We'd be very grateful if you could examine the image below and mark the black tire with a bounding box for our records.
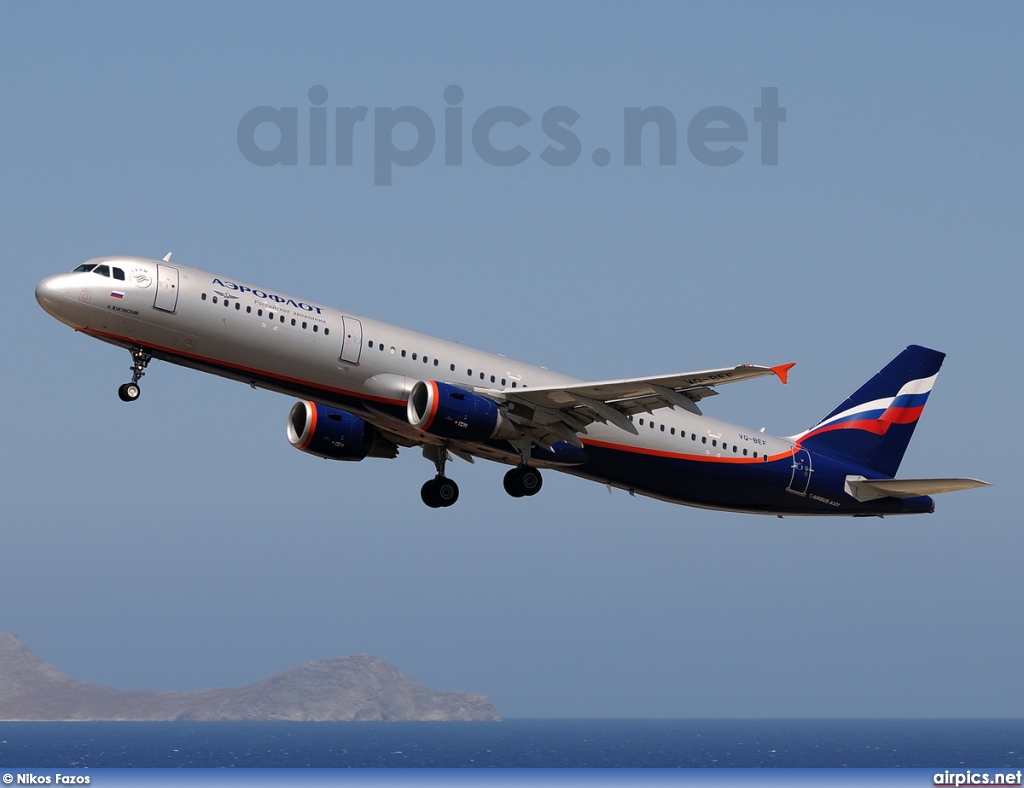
[421,480,441,508]
[516,466,543,496]
[503,469,524,498]
[434,477,459,507]
[118,383,140,402]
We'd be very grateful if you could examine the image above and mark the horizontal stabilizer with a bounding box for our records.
[845,475,990,502]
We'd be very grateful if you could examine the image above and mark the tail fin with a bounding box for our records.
[795,345,945,477]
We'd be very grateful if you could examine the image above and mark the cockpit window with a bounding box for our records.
[73,263,97,273]
[93,265,110,277]
[113,267,125,280]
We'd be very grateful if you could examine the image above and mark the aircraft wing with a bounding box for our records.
[499,362,795,449]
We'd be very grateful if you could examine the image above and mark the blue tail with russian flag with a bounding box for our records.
[795,345,945,477]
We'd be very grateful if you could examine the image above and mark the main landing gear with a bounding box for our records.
[503,465,543,498]
[418,445,545,508]
[421,445,460,508]
[117,346,151,402]
[421,476,459,508]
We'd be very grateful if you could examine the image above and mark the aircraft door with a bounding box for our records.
[339,316,362,364]
[786,447,813,496]
[154,265,179,313]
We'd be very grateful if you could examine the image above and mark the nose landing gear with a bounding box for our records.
[118,347,152,402]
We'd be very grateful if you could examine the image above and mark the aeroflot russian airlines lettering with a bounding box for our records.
[212,278,324,314]
[36,256,988,514]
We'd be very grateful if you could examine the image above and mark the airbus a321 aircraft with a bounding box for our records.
[35,255,987,515]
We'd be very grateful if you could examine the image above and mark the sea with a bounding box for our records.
[0,718,1021,768]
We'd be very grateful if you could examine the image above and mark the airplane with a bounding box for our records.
[35,254,988,515]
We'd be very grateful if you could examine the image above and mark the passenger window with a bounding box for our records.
[201,293,207,301]
[313,324,318,332]
[324,328,330,336]
[212,296,218,304]
[235,302,241,310]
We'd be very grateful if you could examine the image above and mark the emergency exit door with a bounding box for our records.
[339,316,362,364]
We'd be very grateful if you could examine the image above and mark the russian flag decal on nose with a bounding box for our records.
[110,291,124,299]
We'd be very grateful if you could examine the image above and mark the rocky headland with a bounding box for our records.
[0,632,498,722]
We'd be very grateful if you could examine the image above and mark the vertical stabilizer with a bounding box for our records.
[794,345,945,477]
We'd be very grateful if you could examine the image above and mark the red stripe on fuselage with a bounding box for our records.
[77,327,407,408]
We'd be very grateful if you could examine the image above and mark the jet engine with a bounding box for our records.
[287,401,398,461]
[407,380,519,441]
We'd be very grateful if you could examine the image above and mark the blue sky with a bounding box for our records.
[1,1,1022,718]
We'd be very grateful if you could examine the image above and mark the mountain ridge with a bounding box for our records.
[0,632,498,721]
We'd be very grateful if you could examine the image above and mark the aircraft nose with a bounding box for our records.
[35,276,65,316]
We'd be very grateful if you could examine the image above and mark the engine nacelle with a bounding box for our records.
[407,380,519,441]
[287,401,398,461]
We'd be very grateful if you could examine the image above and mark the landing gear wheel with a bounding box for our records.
[433,477,459,506]
[421,480,442,509]
[504,466,543,498]
[421,477,459,508]
[119,346,152,402]
[503,470,523,498]
[118,382,140,402]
